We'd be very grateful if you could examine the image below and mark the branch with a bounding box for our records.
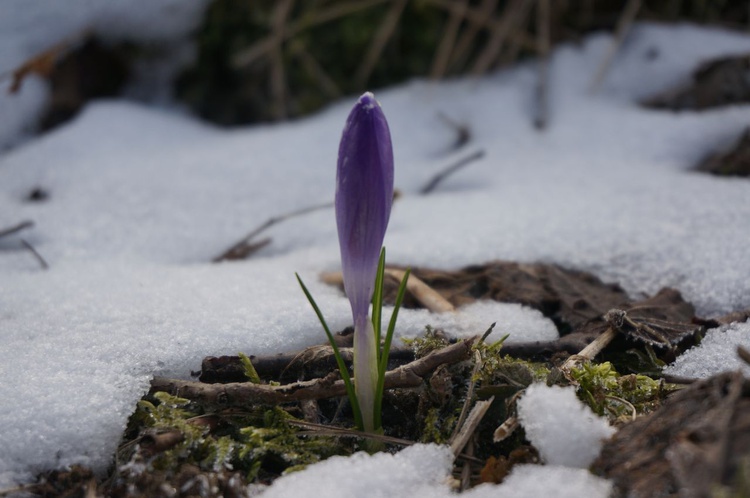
[0,220,34,239]
[151,337,476,410]
[420,149,485,194]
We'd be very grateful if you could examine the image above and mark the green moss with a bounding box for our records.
[402,326,450,358]
[127,393,346,482]
[420,407,457,444]
[569,361,665,418]
[473,339,550,387]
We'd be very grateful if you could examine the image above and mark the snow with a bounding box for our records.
[258,444,455,498]
[517,384,616,468]
[472,465,612,498]
[1,12,750,496]
[258,445,613,498]
[664,319,750,378]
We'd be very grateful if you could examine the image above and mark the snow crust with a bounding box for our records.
[517,384,616,468]
[664,319,750,378]
[1,17,750,496]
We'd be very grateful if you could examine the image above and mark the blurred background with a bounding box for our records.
[2,0,750,137]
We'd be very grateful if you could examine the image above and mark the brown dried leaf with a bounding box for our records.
[480,446,539,484]
[573,287,699,349]
[603,288,702,348]
[8,44,63,94]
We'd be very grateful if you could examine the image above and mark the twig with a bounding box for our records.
[470,0,533,76]
[533,0,551,130]
[20,238,49,269]
[437,112,471,151]
[450,397,494,457]
[434,0,499,72]
[561,326,618,373]
[288,40,341,98]
[0,220,34,239]
[212,201,332,262]
[429,0,470,79]
[152,337,477,410]
[320,268,456,313]
[269,0,294,121]
[289,419,484,464]
[385,268,455,312]
[589,0,641,93]
[232,0,390,68]
[289,419,416,447]
[354,0,408,89]
[605,395,637,421]
[420,149,485,194]
[450,323,495,445]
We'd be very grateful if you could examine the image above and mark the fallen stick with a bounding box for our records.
[151,337,476,410]
[321,267,455,313]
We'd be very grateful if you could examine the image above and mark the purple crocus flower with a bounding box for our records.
[335,92,394,431]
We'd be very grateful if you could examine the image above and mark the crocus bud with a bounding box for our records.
[335,92,394,431]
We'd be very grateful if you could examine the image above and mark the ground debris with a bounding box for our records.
[592,371,750,498]
[377,261,630,331]
[695,127,750,177]
[573,287,701,358]
[642,54,750,111]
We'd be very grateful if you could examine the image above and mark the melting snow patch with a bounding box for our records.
[664,319,750,378]
[258,444,453,498]
[392,300,559,343]
[517,384,615,468]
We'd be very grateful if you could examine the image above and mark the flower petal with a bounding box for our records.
[335,92,394,323]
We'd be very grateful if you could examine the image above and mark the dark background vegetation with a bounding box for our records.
[14,0,750,134]
[174,0,750,124]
